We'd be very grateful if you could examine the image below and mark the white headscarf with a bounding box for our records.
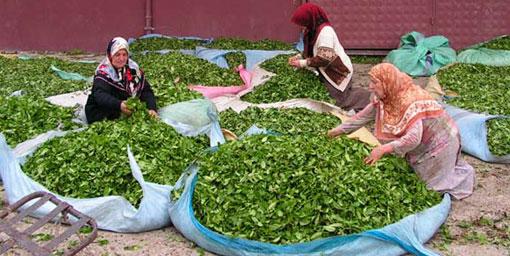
[96,37,140,83]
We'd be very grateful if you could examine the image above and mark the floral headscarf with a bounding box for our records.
[369,63,444,140]
[95,37,144,97]
[291,3,330,57]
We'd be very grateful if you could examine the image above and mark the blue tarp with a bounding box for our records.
[168,129,450,256]
[442,103,510,164]
[50,64,93,83]
[0,99,225,232]
[169,165,449,256]
[457,48,510,66]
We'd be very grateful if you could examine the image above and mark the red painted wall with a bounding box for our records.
[0,0,146,53]
[313,0,510,50]
[1,0,508,53]
[434,0,510,50]
[314,0,433,50]
[0,0,301,53]
[152,0,302,42]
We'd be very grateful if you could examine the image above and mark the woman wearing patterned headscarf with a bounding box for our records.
[328,63,475,200]
[289,3,371,112]
[85,37,157,124]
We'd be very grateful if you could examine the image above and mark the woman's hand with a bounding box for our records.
[120,101,132,116]
[364,143,393,165]
[327,127,344,139]
[288,57,301,68]
[148,110,159,120]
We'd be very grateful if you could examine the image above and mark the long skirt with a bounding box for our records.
[321,77,371,112]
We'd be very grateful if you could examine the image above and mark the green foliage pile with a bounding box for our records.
[0,95,79,147]
[132,52,242,107]
[0,56,95,97]
[23,100,208,206]
[219,107,340,136]
[463,35,510,51]
[207,38,295,69]
[224,52,246,69]
[129,37,204,52]
[192,134,442,244]
[351,55,385,64]
[437,63,510,156]
[242,54,334,104]
[206,38,294,50]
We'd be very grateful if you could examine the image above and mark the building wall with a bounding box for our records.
[0,0,146,53]
[313,0,510,50]
[0,0,508,53]
[152,0,302,42]
[0,0,302,53]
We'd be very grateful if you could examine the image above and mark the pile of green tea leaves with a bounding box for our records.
[132,52,242,107]
[242,54,335,104]
[23,99,208,207]
[463,35,510,51]
[206,38,294,51]
[0,56,96,97]
[191,134,442,245]
[219,107,340,136]
[351,55,385,64]
[437,63,510,156]
[129,37,204,52]
[0,95,79,147]
[207,38,294,69]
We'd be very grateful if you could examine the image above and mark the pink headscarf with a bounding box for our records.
[369,63,444,140]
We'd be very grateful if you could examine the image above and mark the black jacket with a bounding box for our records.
[85,71,157,124]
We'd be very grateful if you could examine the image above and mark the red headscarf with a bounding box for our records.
[369,63,444,140]
[291,3,330,57]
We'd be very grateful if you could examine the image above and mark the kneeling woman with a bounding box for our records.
[85,37,157,124]
[328,63,475,199]
[289,3,371,112]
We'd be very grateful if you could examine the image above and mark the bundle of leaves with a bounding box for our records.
[486,119,510,157]
[242,54,335,104]
[0,56,96,97]
[129,37,204,52]
[207,38,295,69]
[23,99,208,207]
[206,38,294,51]
[224,52,246,70]
[0,95,79,147]
[479,35,510,50]
[190,134,442,245]
[437,63,510,156]
[351,55,385,64]
[460,35,510,52]
[219,107,340,136]
[132,52,242,107]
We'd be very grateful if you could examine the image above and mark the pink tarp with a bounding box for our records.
[188,65,252,99]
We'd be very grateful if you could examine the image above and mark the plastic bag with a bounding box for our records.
[385,31,457,76]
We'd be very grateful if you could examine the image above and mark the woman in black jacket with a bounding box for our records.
[85,37,157,124]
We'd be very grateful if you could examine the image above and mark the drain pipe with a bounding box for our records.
[144,0,154,34]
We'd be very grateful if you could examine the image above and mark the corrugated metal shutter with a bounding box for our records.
[312,0,509,51]
[313,0,433,50]
[434,0,510,50]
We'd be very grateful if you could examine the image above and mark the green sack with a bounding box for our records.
[384,31,457,76]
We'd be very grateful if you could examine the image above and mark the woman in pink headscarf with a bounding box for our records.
[289,3,371,112]
[328,63,476,200]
